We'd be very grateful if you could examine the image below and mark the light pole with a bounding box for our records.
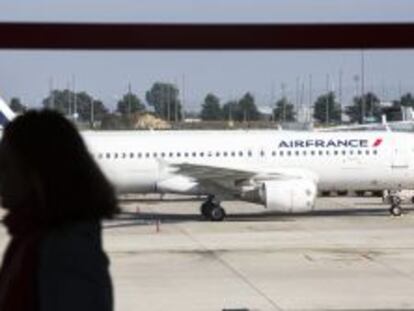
[326,74,330,125]
[360,50,365,123]
[281,82,286,122]
[90,97,94,128]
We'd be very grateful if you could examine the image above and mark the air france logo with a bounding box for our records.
[278,138,383,148]
[372,138,383,147]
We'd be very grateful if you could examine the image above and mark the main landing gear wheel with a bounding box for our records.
[390,204,403,217]
[200,196,226,221]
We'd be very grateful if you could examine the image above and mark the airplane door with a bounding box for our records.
[391,140,409,169]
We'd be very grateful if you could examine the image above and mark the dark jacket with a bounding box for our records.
[37,221,113,311]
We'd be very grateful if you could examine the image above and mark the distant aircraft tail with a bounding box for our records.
[0,96,16,127]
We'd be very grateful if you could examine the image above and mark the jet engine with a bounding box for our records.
[259,179,317,213]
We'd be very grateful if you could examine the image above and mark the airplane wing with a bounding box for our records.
[171,162,258,181]
[171,162,315,182]
[169,162,317,197]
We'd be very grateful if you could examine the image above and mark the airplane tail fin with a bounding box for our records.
[0,96,16,127]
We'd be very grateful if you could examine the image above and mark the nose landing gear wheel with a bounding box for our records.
[390,204,403,217]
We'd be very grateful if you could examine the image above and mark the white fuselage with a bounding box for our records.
[83,130,414,195]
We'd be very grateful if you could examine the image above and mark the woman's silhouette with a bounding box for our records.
[0,109,118,311]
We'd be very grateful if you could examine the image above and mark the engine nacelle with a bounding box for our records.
[259,179,317,213]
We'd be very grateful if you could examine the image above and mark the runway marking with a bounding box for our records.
[360,253,414,283]
[303,254,314,262]
[175,224,284,311]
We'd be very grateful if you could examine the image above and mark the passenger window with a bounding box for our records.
[280,151,284,156]
[129,152,134,158]
[153,152,158,158]
[303,151,307,156]
[318,150,323,156]
[231,151,236,157]
[169,152,174,158]
[98,153,103,159]
[311,151,315,156]
[373,150,378,155]
[342,150,346,155]
[216,152,220,157]
[334,150,338,156]
[122,153,126,158]
[208,151,212,157]
[365,150,370,155]
[287,151,292,156]
[295,151,299,156]
[106,153,111,159]
[184,152,189,157]
[272,151,276,156]
[145,153,150,158]
[200,152,204,157]
[260,151,265,157]
[238,151,243,157]
[192,152,197,157]
[176,152,181,157]
[326,151,330,156]
[114,153,118,159]
[223,152,228,157]
[248,151,252,157]
[161,152,166,158]
[358,150,362,155]
[137,153,142,158]
[349,150,354,155]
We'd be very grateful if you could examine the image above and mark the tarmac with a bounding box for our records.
[2,195,414,310]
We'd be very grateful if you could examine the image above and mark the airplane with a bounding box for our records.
[0,99,413,221]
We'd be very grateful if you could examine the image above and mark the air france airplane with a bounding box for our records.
[0,98,412,221]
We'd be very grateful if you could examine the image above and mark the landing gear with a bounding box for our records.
[390,195,402,205]
[390,204,403,217]
[200,196,226,221]
[210,206,226,221]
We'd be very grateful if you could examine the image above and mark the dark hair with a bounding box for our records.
[0,109,118,226]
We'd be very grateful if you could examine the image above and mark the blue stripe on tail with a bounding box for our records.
[0,110,9,127]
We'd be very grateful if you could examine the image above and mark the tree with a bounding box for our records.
[9,97,27,113]
[313,92,341,124]
[398,93,414,107]
[237,92,260,121]
[273,97,296,122]
[42,89,71,115]
[42,89,108,123]
[222,100,238,121]
[200,93,222,120]
[146,82,182,121]
[345,92,381,123]
[76,92,108,123]
[117,92,145,116]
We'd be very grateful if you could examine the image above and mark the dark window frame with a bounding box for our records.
[1,23,412,50]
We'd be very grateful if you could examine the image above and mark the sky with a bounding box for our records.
[0,0,413,112]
